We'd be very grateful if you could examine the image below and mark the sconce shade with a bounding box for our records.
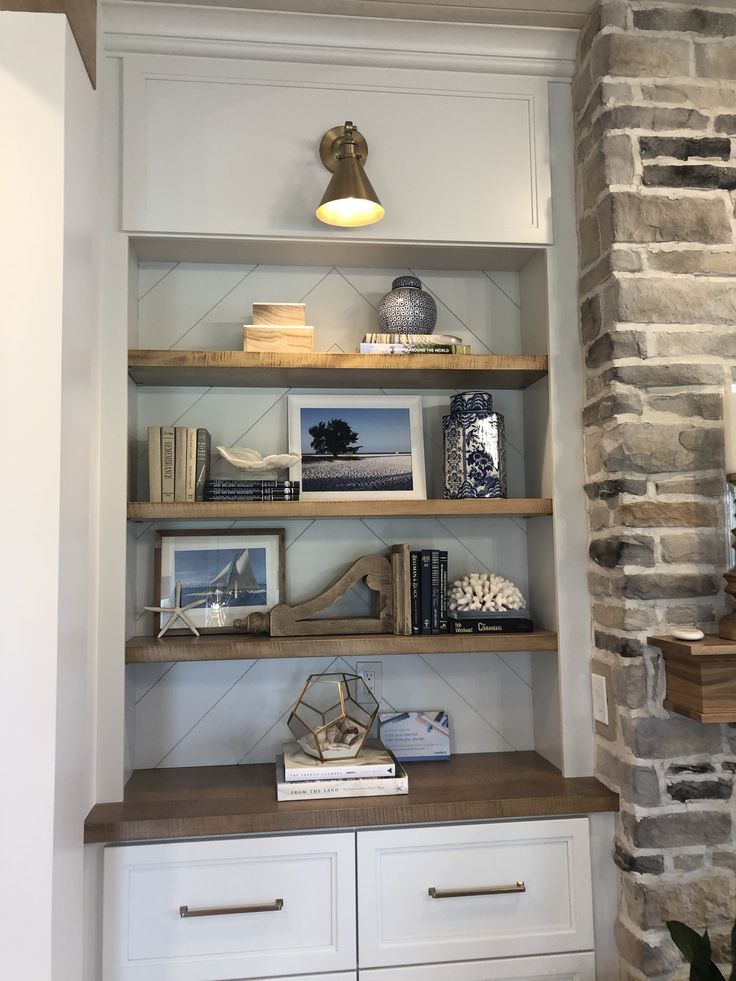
[316,122,385,228]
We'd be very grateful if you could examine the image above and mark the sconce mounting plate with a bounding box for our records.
[319,124,369,173]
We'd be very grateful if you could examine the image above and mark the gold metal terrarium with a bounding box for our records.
[287,672,378,760]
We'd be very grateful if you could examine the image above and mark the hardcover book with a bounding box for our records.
[194,428,211,501]
[439,551,448,633]
[410,550,420,635]
[174,426,188,502]
[419,550,433,634]
[359,342,470,355]
[430,550,440,634]
[282,739,396,782]
[448,612,534,634]
[275,756,408,801]
[185,427,197,502]
[161,426,175,503]
[147,426,162,503]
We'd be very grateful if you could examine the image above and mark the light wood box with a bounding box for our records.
[244,325,315,353]
[253,302,306,326]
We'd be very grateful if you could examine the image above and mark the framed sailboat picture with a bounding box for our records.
[152,529,285,634]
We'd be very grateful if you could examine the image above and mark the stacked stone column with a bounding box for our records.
[575,2,736,976]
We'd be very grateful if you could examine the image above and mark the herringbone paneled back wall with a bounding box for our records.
[127,261,537,769]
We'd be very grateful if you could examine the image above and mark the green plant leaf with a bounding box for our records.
[669,921,708,964]
[728,918,736,981]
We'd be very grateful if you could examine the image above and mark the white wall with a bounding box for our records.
[0,12,100,981]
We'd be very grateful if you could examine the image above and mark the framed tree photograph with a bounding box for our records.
[288,395,426,501]
[153,529,285,634]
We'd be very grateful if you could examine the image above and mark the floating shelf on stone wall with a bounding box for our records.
[648,635,736,724]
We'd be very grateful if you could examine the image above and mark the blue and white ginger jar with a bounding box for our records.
[377,275,437,335]
[443,391,507,499]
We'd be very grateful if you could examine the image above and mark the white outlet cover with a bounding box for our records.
[591,673,609,726]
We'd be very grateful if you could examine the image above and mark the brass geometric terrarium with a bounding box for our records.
[287,672,379,761]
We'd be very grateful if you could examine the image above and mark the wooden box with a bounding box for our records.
[252,302,306,326]
[244,325,315,353]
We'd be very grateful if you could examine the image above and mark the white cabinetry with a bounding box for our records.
[103,819,595,981]
[356,819,593,968]
[103,833,356,980]
[121,55,551,245]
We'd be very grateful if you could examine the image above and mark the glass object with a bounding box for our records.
[288,672,379,760]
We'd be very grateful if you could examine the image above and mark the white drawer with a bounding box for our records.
[356,818,593,967]
[360,951,595,979]
[103,832,356,980]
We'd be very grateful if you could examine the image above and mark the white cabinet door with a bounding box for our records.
[122,55,550,245]
[360,952,595,979]
[103,833,356,980]
[357,818,593,967]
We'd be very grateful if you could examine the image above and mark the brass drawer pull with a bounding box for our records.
[428,881,525,899]
[180,899,284,917]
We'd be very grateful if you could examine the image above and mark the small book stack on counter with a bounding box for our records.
[359,333,470,355]
[275,739,408,801]
[204,479,300,502]
[409,549,449,634]
[148,426,211,503]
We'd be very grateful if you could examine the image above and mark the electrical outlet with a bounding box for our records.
[356,661,382,702]
[592,673,609,726]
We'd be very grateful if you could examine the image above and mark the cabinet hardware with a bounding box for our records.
[179,899,284,917]
[427,881,525,899]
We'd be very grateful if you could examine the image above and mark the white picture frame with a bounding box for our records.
[154,529,285,633]
[288,395,427,501]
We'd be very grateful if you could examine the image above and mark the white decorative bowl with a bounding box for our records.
[217,446,299,473]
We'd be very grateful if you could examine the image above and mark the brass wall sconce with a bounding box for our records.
[316,121,385,228]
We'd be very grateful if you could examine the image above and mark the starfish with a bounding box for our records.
[145,582,207,638]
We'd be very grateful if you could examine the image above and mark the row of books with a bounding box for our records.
[148,426,211,503]
[410,549,449,635]
[204,478,300,501]
[359,332,470,355]
[276,740,408,801]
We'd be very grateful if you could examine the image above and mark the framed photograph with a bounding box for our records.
[288,395,426,501]
[153,529,285,634]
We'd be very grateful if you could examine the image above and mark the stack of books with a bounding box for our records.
[410,549,449,634]
[275,739,408,801]
[148,426,210,503]
[359,333,470,355]
[204,479,300,502]
[448,608,534,634]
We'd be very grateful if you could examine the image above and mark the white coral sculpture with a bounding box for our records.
[448,572,526,613]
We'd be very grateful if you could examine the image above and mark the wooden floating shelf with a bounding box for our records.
[649,634,736,723]
[128,350,548,390]
[84,750,619,844]
[126,629,558,664]
[127,498,553,521]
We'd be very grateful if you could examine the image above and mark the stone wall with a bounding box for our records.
[574,2,736,976]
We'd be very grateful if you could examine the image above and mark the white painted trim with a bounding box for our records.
[102,1,577,78]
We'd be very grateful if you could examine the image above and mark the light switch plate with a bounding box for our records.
[592,673,609,725]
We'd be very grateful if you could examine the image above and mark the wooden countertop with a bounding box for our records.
[85,752,618,844]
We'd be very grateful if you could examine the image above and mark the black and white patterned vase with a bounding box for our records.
[377,276,437,335]
[442,391,507,499]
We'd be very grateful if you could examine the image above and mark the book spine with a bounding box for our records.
[185,428,197,502]
[194,429,211,501]
[430,550,440,634]
[277,775,408,800]
[147,426,162,503]
[365,333,463,345]
[359,342,469,354]
[284,763,396,782]
[203,493,300,501]
[447,617,534,634]
[410,551,420,636]
[205,479,300,489]
[161,426,175,502]
[419,550,433,635]
[439,550,448,633]
[174,427,187,502]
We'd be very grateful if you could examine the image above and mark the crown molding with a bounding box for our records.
[103,1,578,78]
